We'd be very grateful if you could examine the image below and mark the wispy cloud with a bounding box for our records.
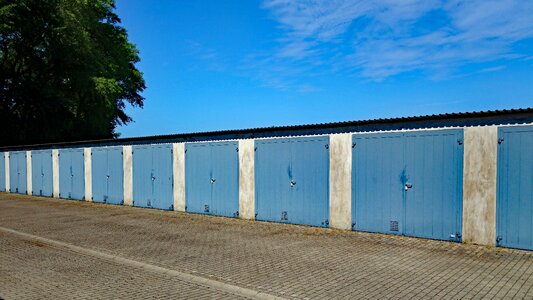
[479,65,506,73]
[259,0,533,81]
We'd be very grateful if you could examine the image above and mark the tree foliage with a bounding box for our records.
[0,0,145,146]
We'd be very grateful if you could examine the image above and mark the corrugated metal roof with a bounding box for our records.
[2,107,533,151]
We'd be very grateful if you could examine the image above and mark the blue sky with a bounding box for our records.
[115,0,533,138]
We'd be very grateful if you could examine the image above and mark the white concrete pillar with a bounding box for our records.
[173,143,186,212]
[462,126,498,246]
[26,151,32,195]
[4,152,10,192]
[123,146,133,206]
[238,139,255,220]
[52,149,59,198]
[329,134,353,230]
[84,148,92,202]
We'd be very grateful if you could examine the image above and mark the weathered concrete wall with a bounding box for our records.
[123,146,133,206]
[329,134,352,230]
[239,139,255,220]
[84,148,92,202]
[4,152,10,192]
[462,126,498,246]
[52,150,59,198]
[26,151,32,195]
[173,143,186,212]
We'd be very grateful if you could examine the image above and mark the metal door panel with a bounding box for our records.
[352,133,405,234]
[31,150,53,197]
[31,151,42,196]
[106,147,124,205]
[211,142,239,218]
[403,130,463,241]
[59,149,84,200]
[151,145,173,210]
[497,126,533,250]
[132,145,152,208]
[133,144,173,210]
[256,136,329,227]
[185,143,213,215]
[70,149,85,200]
[9,151,27,194]
[352,130,463,241]
[289,137,329,227]
[0,153,5,192]
[255,139,291,224]
[92,148,108,203]
[59,150,72,199]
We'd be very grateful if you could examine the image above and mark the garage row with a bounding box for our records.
[0,126,532,251]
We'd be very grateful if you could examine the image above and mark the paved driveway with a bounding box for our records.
[0,193,532,299]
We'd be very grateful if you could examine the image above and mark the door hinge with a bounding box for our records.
[254,147,257,152]
[236,147,239,152]
[325,144,329,150]
[498,138,504,144]
[321,219,329,227]
[233,211,239,218]
[352,143,356,149]
[457,139,463,145]
[352,222,356,229]
[496,236,503,244]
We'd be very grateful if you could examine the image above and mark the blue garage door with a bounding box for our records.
[92,147,124,205]
[352,129,463,241]
[255,136,330,227]
[132,144,173,210]
[497,126,533,250]
[0,153,5,192]
[59,149,85,200]
[185,141,239,218]
[9,151,27,194]
[31,150,53,197]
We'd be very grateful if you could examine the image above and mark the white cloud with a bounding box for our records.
[260,0,533,80]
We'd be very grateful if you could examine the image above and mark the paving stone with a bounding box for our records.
[0,193,532,299]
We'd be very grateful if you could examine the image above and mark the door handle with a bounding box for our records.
[290,180,296,187]
[405,182,413,191]
[210,178,216,184]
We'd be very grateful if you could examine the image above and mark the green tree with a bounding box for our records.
[0,0,145,146]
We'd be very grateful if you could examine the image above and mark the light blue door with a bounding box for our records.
[352,129,464,241]
[185,141,239,218]
[132,144,173,210]
[497,126,533,250]
[185,143,212,214]
[0,153,5,192]
[255,136,330,227]
[59,149,85,200]
[403,131,463,240]
[352,133,405,235]
[92,148,107,203]
[9,151,27,194]
[107,147,124,205]
[92,147,124,205]
[31,150,53,197]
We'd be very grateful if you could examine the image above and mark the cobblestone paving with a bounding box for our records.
[0,231,245,300]
[1,193,533,299]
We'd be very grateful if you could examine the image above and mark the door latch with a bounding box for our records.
[210,178,216,184]
[290,180,296,187]
[404,182,413,191]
